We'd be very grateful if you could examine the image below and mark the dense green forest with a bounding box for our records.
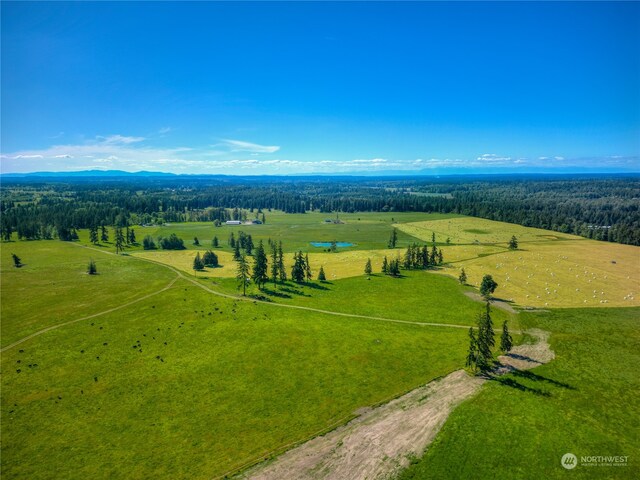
[1,174,638,245]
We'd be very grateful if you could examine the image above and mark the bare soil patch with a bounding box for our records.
[241,330,553,480]
[463,291,519,313]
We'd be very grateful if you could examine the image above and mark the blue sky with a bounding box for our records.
[1,1,639,175]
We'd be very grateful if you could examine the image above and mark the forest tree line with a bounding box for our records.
[1,174,638,245]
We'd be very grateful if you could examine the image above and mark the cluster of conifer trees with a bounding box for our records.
[466,303,513,373]
[234,240,317,295]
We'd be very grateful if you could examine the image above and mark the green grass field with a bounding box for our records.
[0,241,176,347]
[83,211,459,254]
[1,241,472,479]
[200,271,516,330]
[2,212,639,480]
[397,307,640,479]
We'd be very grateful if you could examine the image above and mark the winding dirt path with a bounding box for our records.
[72,244,484,331]
[240,329,554,480]
[0,275,180,353]
[4,243,501,353]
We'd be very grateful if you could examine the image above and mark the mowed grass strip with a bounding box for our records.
[398,307,640,479]
[1,279,469,480]
[396,216,580,245]
[0,241,176,347]
[440,239,640,308]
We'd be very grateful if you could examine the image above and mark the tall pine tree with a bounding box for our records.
[252,240,268,289]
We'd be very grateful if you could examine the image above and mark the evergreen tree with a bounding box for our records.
[432,231,436,245]
[458,268,467,285]
[277,241,286,282]
[388,228,398,248]
[233,242,241,261]
[421,245,430,268]
[193,237,200,246]
[508,235,518,250]
[89,226,99,245]
[128,228,136,244]
[291,251,306,283]
[143,235,156,250]
[251,240,268,289]
[465,327,478,372]
[125,226,131,244]
[318,265,326,281]
[245,235,254,255]
[261,213,266,224]
[87,259,97,275]
[437,249,444,265]
[212,236,219,248]
[236,254,250,296]
[270,242,279,287]
[330,240,337,253]
[381,256,389,274]
[193,252,205,271]
[403,247,412,269]
[203,250,219,267]
[388,258,401,277]
[365,258,372,275]
[500,320,513,352]
[480,274,498,300]
[304,253,312,281]
[115,227,125,254]
[229,232,236,248]
[100,225,109,243]
[11,253,22,268]
[158,234,185,250]
[475,302,495,372]
[430,245,437,265]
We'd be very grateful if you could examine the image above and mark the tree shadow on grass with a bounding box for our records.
[502,353,543,365]
[489,376,552,397]
[261,287,292,299]
[512,370,576,390]
[280,286,311,297]
[303,282,330,291]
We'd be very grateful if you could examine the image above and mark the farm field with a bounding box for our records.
[397,307,640,479]
[1,240,474,480]
[119,211,460,253]
[0,241,176,347]
[129,213,640,309]
[395,216,580,245]
[196,272,515,330]
[2,213,638,480]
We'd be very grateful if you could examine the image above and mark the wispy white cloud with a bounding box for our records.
[476,153,512,163]
[97,134,146,145]
[218,139,280,154]
[158,127,172,135]
[2,136,638,174]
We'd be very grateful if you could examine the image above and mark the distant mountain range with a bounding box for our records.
[0,170,178,178]
[1,169,638,180]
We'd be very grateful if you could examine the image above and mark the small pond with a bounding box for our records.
[310,242,354,248]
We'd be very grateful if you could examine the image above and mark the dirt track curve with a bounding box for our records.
[241,329,554,480]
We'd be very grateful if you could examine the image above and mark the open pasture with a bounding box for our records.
[398,307,640,479]
[442,239,640,308]
[133,243,504,284]
[0,241,175,347]
[1,273,471,480]
[100,211,458,254]
[396,216,579,245]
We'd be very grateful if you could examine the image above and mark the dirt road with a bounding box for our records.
[241,329,554,480]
